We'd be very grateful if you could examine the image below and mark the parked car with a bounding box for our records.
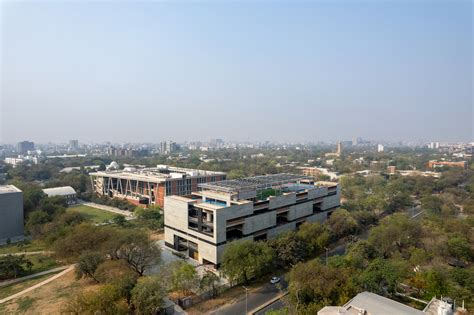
[270,276,281,284]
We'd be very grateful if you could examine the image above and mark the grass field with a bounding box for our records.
[0,272,59,300]
[0,240,48,255]
[67,205,117,223]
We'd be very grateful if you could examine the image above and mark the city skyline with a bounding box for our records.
[1,1,472,143]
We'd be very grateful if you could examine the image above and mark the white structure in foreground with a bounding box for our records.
[164,174,340,266]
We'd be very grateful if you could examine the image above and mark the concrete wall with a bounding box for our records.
[0,190,24,243]
[243,212,276,235]
[307,186,328,199]
[269,193,296,209]
[287,201,313,221]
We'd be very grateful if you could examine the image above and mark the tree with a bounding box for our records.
[169,261,198,296]
[368,214,421,258]
[288,259,355,313]
[25,210,50,237]
[131,276,166,315]
[94,260,139,304]
[199,270,220,298]
[75,252,105,282]
[64,284,129,314]
[357,258,403,294]
[39,196,67,216]
[0,255,33,280]
[221,240,274,284]
[421,195,443,214]
[296,222,330,256]
[112,230,161,276]
[268,232,306,267]
[134,207,163,230]
[327,209,359,238]
[112,214,127,227]
[53,224,115,260]
[447,236,472,261]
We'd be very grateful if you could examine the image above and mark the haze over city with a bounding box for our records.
[1,1,472,143]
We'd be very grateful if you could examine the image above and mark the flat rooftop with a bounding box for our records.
[90,165,225,183]
[0,185,22,194]
[198,173,315,193]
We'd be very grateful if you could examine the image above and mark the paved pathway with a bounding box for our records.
[0,251,53,257]
[76,200,134,218]
[0,265,70,287]
[0,265,75,304]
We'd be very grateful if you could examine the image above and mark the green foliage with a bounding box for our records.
[168,261,198,295]
[199,270,220,298]
[268,232,307,267]
[131,276,166,315]
[357,258,404,294]
[0,255,33,280]
[288,259,356,313]
[112,214,127,227]
[296,222,330,256]
[327,209,359,238]
[53,224,115,260]
[25,210,50,237]
[134,207,163,230]
[64,283,129,315]
[75,252,105,282]
[368,214,421,258]
[421,195,443,214]
[221,240,274,284]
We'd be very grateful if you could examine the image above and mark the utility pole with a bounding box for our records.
[243,286,249,314]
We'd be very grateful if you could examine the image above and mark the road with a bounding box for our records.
[210,279,288,315]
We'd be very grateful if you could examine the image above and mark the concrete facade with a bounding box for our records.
[0,185,24,244]
[164,175,340,266]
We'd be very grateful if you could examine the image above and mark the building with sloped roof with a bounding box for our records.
[42,186,77,205]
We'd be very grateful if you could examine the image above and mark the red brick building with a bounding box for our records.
[90,165,226,208]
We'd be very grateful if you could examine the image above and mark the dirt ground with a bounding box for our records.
[0,269,98,314]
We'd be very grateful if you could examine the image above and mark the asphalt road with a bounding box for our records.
[210,278,288,315]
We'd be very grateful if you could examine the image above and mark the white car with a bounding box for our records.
[270,276,281,284]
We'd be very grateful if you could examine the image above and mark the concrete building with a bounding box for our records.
[0,185,24,244]
[298,166,339,180]
[164,174,340,266]
[428,160,467,170]
[69,140,79,150]
[90,165,226,207]
[318,291,464,315]
[17,141,34,154]
[42,186,77,205]
[377,144,384,152]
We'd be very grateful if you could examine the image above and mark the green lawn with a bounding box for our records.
[0,272,59,299]
[0,240,48,255]
[67,205,117,223]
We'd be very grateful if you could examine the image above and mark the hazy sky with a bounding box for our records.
[1,1,472,144]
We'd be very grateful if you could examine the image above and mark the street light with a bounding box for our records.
[243,286,249,314]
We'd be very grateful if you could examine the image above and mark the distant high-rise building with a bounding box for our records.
[377,144,384,152]
[69,140,79,150]
[336,142,342,156]
[160,141,178,154]
[17,141,34,154]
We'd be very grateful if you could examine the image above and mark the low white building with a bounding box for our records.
[42,186,77,205]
